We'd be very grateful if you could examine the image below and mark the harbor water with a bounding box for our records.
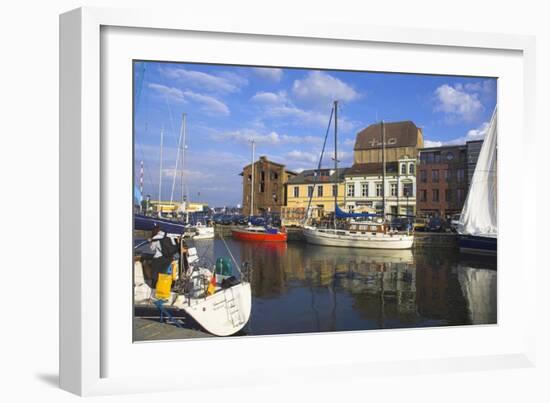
[191,237,497,336]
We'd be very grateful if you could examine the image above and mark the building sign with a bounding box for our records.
[368,138,398,147]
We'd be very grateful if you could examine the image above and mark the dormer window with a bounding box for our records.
[409,164,415,175]
[401,164,406,174]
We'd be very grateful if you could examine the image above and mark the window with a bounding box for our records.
[361,183,368,197]
[376,183,383,197]
[445,189,452,202]
[401,164,406,174]
[307,186,314,197]
[434,152,441,163]
[347,183,355,197]
[427,153,434,163]
[390,183,398,196]
[457,188,464,202]
[420,189,427,202]
[403,183,413,197]
[317,185,323,197]
[332,185,338,197]
[446,152,454,161]
[457,169,465,182]
[444,169,451,182]
[409,163,415,175]
[432,189,439,202]
[420,170,427,183]
[261,171,265,181]
[293,186,299,198]
[260,182,265,193]
[432,170,439,182]
[348,205,355,213]
[420,153,428,164]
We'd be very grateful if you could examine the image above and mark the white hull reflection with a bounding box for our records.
[303,226,414,249]
[457,265,497,325]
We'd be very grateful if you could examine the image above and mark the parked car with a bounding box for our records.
[426,217,449,232]
[249,215,267,226]
[390,217,414,231]
[232,214,249,225]
[450,213,461,232]
[413,217,427,232]
[220,215,234,225]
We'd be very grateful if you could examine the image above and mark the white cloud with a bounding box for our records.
[211,128,323,146]
[423,140,443,148]
[250,91,288,105]
[148,83,185,103]
[149,83,229,116]
[464,80,496,94]
[292,71,360,106]
[250,89,360,133]
[465,121,490,141]
[434,84,483,122]
[252,67,283,82]
[424,121,490,147]
[182,90,230,116]
[159,67,247,93]
[286,150,321,164]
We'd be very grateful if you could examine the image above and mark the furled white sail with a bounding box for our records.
[458,108,498,238]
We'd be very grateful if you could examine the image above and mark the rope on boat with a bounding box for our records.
[219,233,243,277]
[303,106,334,226]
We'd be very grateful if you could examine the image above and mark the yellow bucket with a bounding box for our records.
[155,273,172,300]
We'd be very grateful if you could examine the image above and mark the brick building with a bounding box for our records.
[241,156,297,216]
[353,121,424,164]
[466,140,484,185]
[416,145,468,218]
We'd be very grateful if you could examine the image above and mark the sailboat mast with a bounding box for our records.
[250,139,255,217]
[181,113,187,206]
[333,100,338,229]
[170,114,185,205]
[158,126,164,207]
[382,120,386,219]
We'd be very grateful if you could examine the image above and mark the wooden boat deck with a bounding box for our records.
[133,317,212,341]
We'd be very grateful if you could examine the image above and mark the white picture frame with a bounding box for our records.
[60,6,537,396]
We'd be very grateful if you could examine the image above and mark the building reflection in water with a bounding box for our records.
[197,238,497,336]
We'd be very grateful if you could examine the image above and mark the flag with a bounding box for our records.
[207,272,216,295]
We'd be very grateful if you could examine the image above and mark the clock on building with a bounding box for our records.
[446,152,454,161]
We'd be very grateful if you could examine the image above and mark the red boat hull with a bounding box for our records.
[231,228,287,242]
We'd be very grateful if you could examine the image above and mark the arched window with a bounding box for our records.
[401,164,406,174]
[409,163,415,175]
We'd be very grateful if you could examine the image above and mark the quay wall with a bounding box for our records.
[413,232,458,248]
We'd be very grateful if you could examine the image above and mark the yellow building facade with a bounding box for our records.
[285,182,346,211]
[282,168,347,225]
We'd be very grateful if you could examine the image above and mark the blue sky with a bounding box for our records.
[134,61,496,207]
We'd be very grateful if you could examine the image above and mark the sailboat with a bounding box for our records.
[134,123,188,235]
[232,139,288,242]
[134,235,252,336]
[457,108,497,255]
[303,101,414,250]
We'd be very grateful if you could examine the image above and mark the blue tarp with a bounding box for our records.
[334,204,378,219]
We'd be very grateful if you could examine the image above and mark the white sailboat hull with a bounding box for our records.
[303,227,413,249]
[193,226,215,239]
[173,282,251,336]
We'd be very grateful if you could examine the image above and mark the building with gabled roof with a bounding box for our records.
[354,121,424,164]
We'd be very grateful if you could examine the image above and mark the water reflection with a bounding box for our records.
[194,238,497,336]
